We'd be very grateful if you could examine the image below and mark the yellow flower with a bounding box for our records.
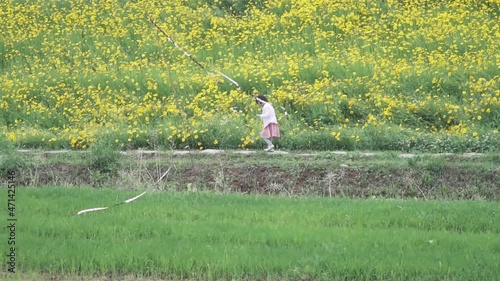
[7,132,16,141]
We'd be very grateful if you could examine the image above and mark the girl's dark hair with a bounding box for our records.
[256,95,268,104]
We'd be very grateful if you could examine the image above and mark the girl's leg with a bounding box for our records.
[262,138,272,146]
[262,138,274,151]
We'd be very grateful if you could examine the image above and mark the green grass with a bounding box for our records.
[2,187,499,280]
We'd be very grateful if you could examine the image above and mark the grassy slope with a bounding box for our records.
[1,187,499,280]
[0,0,498,151]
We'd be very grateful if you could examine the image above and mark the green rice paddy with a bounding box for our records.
[2,187,499,280]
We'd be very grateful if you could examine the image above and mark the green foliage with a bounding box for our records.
[0,135,25,174]
[86,138,123,183]
[409,133,500,153]
[202,0,266,16]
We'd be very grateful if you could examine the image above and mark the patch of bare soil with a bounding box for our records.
[16,163,91,186]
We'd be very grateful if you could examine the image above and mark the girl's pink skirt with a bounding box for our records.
[260,123,281,139]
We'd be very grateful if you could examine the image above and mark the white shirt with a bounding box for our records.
[258,103,278,127]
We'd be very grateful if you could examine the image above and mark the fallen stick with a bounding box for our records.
[76,191,147,215]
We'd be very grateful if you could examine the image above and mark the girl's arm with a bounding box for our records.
[257,104,272,118]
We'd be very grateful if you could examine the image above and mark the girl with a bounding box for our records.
[256,95,280,152]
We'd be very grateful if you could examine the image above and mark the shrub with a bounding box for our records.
[0,135,25,174]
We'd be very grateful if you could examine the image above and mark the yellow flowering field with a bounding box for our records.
[0,0,498,152]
